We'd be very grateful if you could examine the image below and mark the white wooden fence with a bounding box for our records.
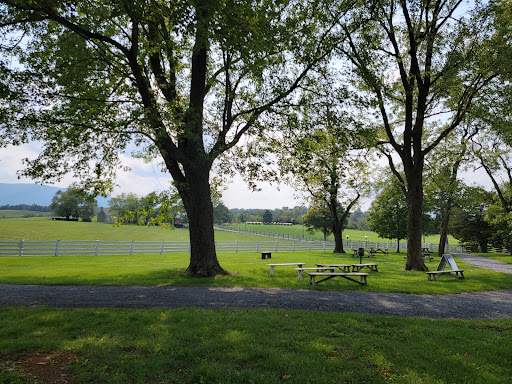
[0,239,464,257]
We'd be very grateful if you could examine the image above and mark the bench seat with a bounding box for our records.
[267,263,306,276]
[294,267,335,281]
[351,263,378,272]
[426,269,465,281]
[307,272,369,286]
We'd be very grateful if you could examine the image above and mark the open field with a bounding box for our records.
[1,251,510,295]
[0,219,268,242]
[221,223,458,245]
[1,306,511,384]
[0,210,52,219]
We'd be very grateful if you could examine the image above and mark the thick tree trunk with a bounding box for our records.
[178,167,227,277]
[404,175,428,271]
[396,239,400,253]
[332,221,345,253]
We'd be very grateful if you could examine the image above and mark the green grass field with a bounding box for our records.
[1,219,511,383]
[1,251,511,294]
[1,307,511,384]
[0,219,267,242]
[222,223,457,245]
[0,210,52,219]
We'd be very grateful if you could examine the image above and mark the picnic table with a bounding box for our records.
[371,248,389,255]
[352,249,374,258]
[267,262,306,276]
[315,263,352,272]
[351,263,378,272]
[307,272,369,286]
[294,266,336,281]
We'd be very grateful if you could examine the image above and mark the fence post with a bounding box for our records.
[160,241,164,254]
[94,240,99,256]
[236,241,239,253]
[275,241,278,252]
[130,241,134,255]
[256,241,260,253]
[293,241,295,252]
[55,240,60,256]
[18,240,23,256]
[309,242,312,252]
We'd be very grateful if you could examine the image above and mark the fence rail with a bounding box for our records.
[0,239,464,257]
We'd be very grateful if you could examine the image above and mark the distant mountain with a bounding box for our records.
[0,183,110,207]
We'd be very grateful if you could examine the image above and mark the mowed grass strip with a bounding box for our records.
[1,306,511,384]
[1,251,510,294]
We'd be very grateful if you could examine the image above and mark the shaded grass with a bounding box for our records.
[0,219,267,242]
[1,251,510,294]
[0,306,511,384]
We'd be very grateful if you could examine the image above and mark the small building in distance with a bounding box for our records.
[97,207,113,223]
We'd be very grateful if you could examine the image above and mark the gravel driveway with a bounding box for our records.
[1,253,511,319]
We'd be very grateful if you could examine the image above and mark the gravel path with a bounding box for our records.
[1,253,511,319]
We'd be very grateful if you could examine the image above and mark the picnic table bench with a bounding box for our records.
[294,266,336,281]
[315,264,352,272]
[261,251,272,259]
[426,269,465,281]
[307,272,369,286]
[351,263,378,272]
[426,254,466,281]
[267,263,306,276]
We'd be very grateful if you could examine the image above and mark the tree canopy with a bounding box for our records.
[0,0,337,276]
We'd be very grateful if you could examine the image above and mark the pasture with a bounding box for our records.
[0,219,266,242]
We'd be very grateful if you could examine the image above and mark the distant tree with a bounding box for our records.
[108,193,142,224]
[449,186,495,253]
[213,201,232,224]
[50,187,97,221]
[262,210,273,224]
[303,201,334,241]
[367,179,408,252]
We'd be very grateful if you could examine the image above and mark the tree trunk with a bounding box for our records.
[178,166,226,277]
[332,220,345,253]
[404,175,428,271]
[438,197,453,257]
[396,239,400,253]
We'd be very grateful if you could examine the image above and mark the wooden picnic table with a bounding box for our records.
[294,266,336,281]
[351,263,378,272]
[315,264,352,272]
[307,272,369,286]
[267,262,306,276]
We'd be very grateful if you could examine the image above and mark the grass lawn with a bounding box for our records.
[0,251,510,295]
[222,223,457,245]
[0,219,268,242]
[474,252,512,265]
[1,307,511,384]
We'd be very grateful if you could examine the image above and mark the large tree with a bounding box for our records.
[50,186,97,221]
[274,103,372,253]
[335,0,505,270]
[0,0,337,276]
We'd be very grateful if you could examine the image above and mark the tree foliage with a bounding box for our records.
[0,0,337,276]
[334,0,507,270]
[50,186,97,221]
[367,178,408,252]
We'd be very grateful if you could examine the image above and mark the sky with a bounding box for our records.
[0,141,495,210]
[0,142,302,210]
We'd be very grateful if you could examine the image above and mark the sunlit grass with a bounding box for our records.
[1,251,510,294]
